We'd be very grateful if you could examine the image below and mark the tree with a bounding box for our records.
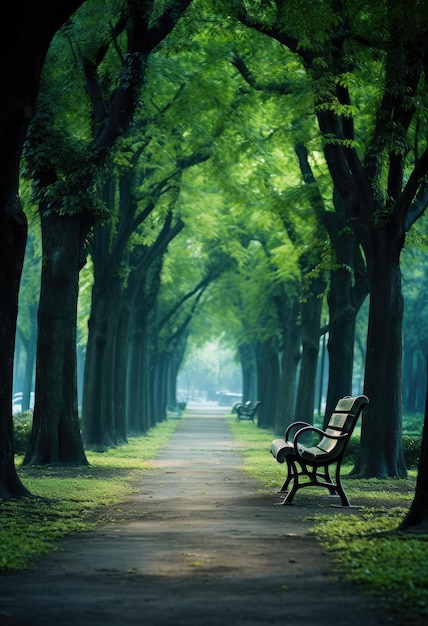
[22,0,193,467]
[232,0,428,477]
[217,31,368,426]
[81,34,236,446]
[0,0,87,499]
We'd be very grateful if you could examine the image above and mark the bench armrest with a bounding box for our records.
[237,406,251,416]
[292,425,347,458]
[284,421,312,442]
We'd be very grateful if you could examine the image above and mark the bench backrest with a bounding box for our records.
[316,395,368,458]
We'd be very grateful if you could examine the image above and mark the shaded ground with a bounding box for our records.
[1,404,393,626]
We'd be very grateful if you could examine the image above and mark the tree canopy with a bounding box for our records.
[2,0,428,530]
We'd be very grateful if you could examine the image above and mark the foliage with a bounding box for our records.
[344,433,421,469]
[13,412,34,456]
[401,434,422,469]
[1,418,181,571]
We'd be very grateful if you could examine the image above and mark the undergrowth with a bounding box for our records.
[227,415,427,625]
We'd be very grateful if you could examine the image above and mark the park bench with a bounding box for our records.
[166,402,186,417]
[234,400,261,422]
[269,394,369,506]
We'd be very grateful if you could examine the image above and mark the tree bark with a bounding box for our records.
[256,338,279,429]
[127,323,147,435]
[114,298,132,443]
[81,277,121,450]
[322,196,370,423]
[274,298,301,434]
[24,212,88,466]
[238,343,257,403]
[152,353,168,423]
[127,275,152,435]
[0,197,31,497]
[293,275,325,425]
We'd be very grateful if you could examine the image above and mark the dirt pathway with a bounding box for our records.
[0,404,391,626]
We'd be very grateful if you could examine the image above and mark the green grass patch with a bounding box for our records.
[1,417,181,572]
[310,509,428,624]
[227,414,427,625]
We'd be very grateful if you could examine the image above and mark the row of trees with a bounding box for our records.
[2,0,428,529]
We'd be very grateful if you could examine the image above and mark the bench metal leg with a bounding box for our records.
[333,462,351,506]
[278,457,295,493]
[276,458,352,506]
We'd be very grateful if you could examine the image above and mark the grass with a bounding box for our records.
[227,415,428,625]
[0,417,181,571]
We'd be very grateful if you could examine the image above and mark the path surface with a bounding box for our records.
[1,404,391,626]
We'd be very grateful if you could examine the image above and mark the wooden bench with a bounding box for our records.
[270,395,369,506]
[234,400,260,422]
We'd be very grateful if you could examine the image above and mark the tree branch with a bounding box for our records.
[230,53,292,95]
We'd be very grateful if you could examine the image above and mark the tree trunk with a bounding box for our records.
[127,326,144,435]
[147,344,158,428]
[293,277,324,425]
[256,338,279,429]
[163,333,187,408]
[165,354,176,408]
[82,274,123,450]
[325,296,357,425]
[0,0,85,497]
[114,298,131,443]
[274,299,301,434]
[323,208,369,423]
[0,197,31,498]
[127,306,150,435]
[399,354,428,531]
[152,352,168,423]
[238,343,257,403]
[354,226,407,478]
[82,190,129,448]
[24,212,88,466]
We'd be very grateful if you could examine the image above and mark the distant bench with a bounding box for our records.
[166,401,187,417]
[233,400,260,423]
[270,395,369,506]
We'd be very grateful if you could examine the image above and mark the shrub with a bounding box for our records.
[402,434,421,469]
[13,411,33,455]
[344,434,421,469]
